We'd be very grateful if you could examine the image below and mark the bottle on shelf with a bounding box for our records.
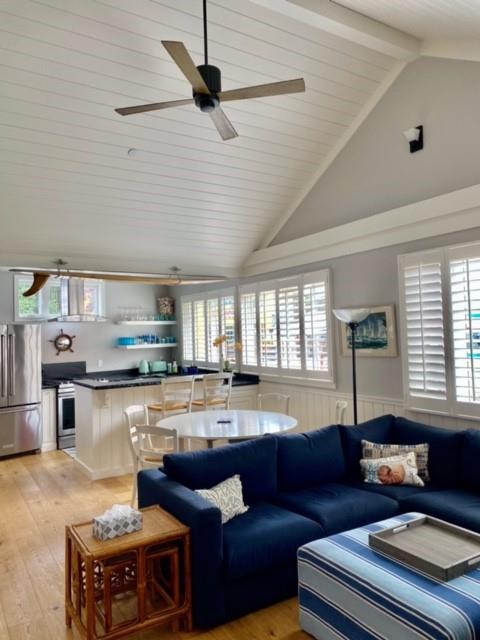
[172,360,178,374]
[167,362,172,374]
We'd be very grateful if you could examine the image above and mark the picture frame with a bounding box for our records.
[340,305,398,357]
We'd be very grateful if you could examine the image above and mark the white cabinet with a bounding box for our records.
[41,388,57,452]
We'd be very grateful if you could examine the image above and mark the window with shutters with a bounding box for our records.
[181,289,236,368]
[180,271,333,385]
[240,270,334,384]
[259,290,278,368]
[182,301,193,361]
[240,291,257,367]
[399,242,480,418]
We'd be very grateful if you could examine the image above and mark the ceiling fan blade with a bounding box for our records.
[209,108,238,141]
[162,41,210,94]
[115,98,193,116]
[219,78,305,103]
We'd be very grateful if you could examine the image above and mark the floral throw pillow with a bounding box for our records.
[360,452,424,487]
[195,474,249,524]
[361,439,430,482]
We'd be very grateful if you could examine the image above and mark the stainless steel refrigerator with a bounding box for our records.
[0,324,41,457]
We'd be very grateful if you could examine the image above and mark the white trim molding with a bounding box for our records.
[243,183,480,277]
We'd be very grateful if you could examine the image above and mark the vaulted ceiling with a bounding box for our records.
[0,0,404,275]
[1,0,478,277]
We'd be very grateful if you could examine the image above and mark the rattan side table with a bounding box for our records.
[65,505,191,639]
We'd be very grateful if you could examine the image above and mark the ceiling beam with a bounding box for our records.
[248,0,420,61]
[421,39,480,63]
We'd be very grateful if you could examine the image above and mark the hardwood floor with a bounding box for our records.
[0,451,309,640]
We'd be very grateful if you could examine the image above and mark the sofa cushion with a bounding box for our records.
[461,429,480,491]
[163,435,277,504]
[222,502,323,582]
[346,480,437,501]
[276,425,345,491]
[400,489,480,533]
[339,415,395,480]
[392,418,465,487]
[273,483,398,535]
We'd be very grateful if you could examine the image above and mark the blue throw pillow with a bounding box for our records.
[462,429,480,490]
[276,425,346,491]
[392,417,465,487]
[339,415,395,479]
[163,435,278,504]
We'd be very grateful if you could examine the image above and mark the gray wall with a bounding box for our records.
[172,226,480,401]
[0,272,173,372]
[273,57,480,244]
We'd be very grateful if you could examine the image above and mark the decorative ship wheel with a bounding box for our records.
[50,329,76,356]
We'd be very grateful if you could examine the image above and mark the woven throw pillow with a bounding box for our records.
[361,439,430,482]
[360,452,424,487]
[195,474,249,524]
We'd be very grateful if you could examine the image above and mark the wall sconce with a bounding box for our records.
[403,125,423,153]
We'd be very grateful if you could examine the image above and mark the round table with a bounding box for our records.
[156,409,297,449]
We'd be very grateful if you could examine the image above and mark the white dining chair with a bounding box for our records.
[335,400,348,425]
[192,372,233,411]
[146,376,195,421]
[257,392,290,415]
[125,407,178,506]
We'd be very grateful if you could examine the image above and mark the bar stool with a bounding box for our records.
[191,372,233,411]
[335,400,348,425]
[146,376,195,422]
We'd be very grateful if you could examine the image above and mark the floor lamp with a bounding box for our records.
[333,308,371,425]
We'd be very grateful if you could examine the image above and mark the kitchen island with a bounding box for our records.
[73,372,259,480]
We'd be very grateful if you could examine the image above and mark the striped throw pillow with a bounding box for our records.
[361,439,430,482]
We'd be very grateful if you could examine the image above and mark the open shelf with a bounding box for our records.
[117,343,177,350]
[116,320,176,326]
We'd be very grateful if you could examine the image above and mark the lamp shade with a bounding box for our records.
[333,308,370,324]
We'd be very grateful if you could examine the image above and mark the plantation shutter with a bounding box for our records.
[278,284,301,370]
[448,245,480,412]
[399,251,448,413]
[259,289,278,368]
[303,280,329,372]
[194,299,206,362]
[206,298,219,363]
[220,295,236,363]
[182,300,193,361]
[240,290,257,367]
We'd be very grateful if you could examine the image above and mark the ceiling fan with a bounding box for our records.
[10,262,227,297]
[114,0,306,140]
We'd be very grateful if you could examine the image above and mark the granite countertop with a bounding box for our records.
[71,369,259,391]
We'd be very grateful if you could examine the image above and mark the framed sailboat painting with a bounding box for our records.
[340,305,398,357]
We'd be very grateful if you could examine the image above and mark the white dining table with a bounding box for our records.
[156,409,297,449]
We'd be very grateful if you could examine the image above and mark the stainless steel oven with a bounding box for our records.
[57,382,75,449]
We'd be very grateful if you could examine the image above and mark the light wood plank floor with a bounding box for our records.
[0,451,309,640]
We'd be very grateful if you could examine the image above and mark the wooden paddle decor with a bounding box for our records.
[22,273,50,297]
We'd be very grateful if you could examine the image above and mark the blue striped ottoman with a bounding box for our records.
[298,513,480,640]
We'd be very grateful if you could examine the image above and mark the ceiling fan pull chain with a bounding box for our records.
[203,0,208,65]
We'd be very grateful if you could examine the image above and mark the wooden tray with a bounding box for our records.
[369,515,480,581]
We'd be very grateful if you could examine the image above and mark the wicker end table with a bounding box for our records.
[65,505,191,639]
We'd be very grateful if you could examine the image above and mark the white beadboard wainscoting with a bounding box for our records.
[258,380,480,432]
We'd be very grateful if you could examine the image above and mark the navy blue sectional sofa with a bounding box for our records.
[138,414,480,628]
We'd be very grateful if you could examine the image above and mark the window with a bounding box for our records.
[14,275,105,321]
[181,289,236,367]
[15,275,62,320]
[399,241,480,418]
[240,269,333,384]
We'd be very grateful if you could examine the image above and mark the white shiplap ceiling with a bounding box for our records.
[335,0,480,40]
[0,0,402,275]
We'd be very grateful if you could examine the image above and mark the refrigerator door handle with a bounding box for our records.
[0,404,39,414]
[0,334,6,398]
[8,333,15,398]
